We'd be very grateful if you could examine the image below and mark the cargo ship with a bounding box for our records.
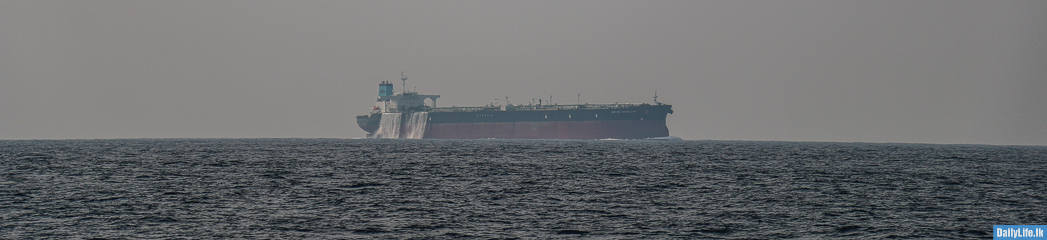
[356,73,672,139]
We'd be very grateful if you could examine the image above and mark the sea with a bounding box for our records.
[2,138,1045,239]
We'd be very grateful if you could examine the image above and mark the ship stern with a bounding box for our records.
[356,114,381,137]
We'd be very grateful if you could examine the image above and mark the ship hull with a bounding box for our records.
[356,114,381,137]
[357,104,672,139]
[425,120,667,139]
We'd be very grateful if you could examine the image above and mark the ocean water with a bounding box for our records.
[2,139,1045,239]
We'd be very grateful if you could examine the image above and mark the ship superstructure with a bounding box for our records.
[372,73,441,114]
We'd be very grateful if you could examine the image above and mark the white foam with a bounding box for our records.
[403,112,429,139]
[373,113,402,139]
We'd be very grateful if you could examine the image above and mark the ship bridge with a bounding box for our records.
[377,92,440,113]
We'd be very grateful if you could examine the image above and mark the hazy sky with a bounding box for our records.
[2,0,1045,145]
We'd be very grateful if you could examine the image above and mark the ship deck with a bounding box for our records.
[428,103,657,113]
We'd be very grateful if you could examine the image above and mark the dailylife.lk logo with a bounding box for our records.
[995,225,1046,240]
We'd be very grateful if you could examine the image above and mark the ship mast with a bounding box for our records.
[401,71,408,94]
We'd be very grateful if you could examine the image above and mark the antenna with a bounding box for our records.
[400,71,407,94]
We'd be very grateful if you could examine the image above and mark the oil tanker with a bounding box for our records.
[356,74,672,139]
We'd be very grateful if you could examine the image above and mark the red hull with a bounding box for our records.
[425,120,668,139]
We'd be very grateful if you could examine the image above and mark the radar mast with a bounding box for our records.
[401,71,408,94]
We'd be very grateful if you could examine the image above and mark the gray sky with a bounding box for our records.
[2,0,1045,145]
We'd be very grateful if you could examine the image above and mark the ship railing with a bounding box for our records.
[518,103,648,110]
[430,103,650,112]
[429,107,499,112]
